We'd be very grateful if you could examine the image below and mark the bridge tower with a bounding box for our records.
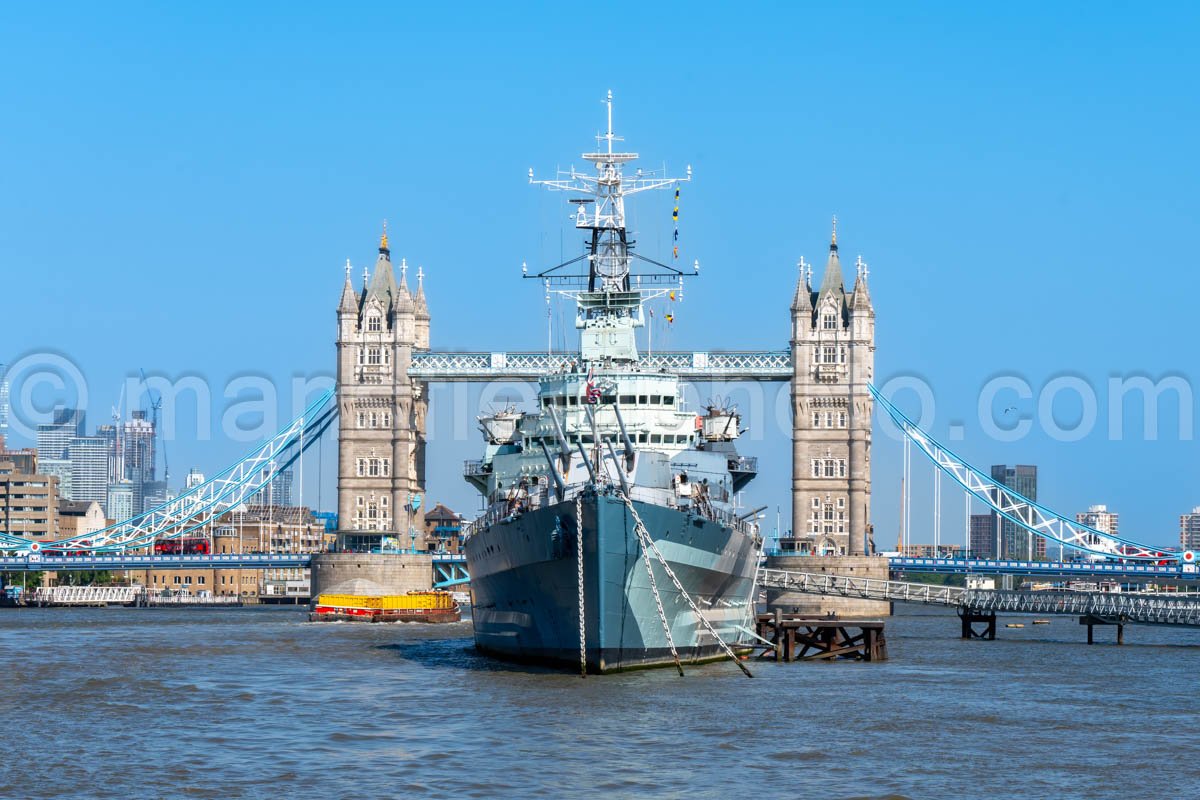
[772,219,888,616]
[334,226,430,547]
[789,219,874,556]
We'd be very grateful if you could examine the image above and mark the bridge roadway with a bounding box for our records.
[758,568,1200,626]
[0,553,470,573]
[5,553,1199,583]
[889,556,1199,581]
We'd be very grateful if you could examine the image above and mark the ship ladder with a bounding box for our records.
[618,493,753,678]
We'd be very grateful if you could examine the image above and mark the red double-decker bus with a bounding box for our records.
[153,538,211,555]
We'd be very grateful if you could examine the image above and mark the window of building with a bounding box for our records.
[382,412,391,427]
[357,349,364,365]
[836,497,846,509]
[663,396,675,406]
[838,411,847,428]
[840,346,847,364]
[383,349,390,365]
[811,460,820,478]
[370,412,378,428]
[620,395,635,406]
[367,347,381,366]
[367,315,382,332]
[824,460,835,478]
[382,459,391,477]
[823,346,837,364]
[638,395,649,404]
[812,411,821,428]
[356,459,364,477]
[823,314,836,330]
[838,460,847,478]
[824,412,833,427]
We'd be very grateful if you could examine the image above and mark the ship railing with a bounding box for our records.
[727,456,758,473]
[463,459,490,478]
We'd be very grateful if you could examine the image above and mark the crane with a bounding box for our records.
[139,368,168,485]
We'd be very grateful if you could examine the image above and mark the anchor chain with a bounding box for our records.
[576,492,587,678]
[619,492,753,678]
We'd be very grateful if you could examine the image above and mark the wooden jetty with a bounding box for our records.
[753,611,888,662]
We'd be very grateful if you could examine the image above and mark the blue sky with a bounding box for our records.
[2,3,1197,548]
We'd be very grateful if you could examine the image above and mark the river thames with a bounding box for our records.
[3,606,1197,799]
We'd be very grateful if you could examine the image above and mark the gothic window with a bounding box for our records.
[824,460,835,478]
[823,346,836,364]
[837,497,846,509]
[367,347,381,366]
[837,511,846,533]
[811,497,820,509]
[812,347,819,364]
[367,503,378,519]
[823,313,836,330]
[382,412,391,427]
[368,459,380,477]
[840,346,847,364]
[838,460,847,478]
[812,411,821,428]
[369,412,378,428]
[811,460,820,478]
[367,315,382,332]
[838,411,847,428]
[357,412,365,428]
[383,349,390,365]
[355,459,364,477]
[381,496,388,508]
[808,511,820,534]
[382,459,391,477]
[356,496,364,507]
[357,348,364,365]
[824,412,833,427]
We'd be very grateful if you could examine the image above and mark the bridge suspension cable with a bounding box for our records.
[3,390,337,555]
[869,384,1175,563]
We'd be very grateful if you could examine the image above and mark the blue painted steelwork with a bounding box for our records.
[889,556,1198,581]
[870,384,1178,563]
[408,351,791,382]
[0,390,337,555]
[432,557,470,588]
[0,553,313,572]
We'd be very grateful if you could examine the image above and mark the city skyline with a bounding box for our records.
[3,4,1198,547]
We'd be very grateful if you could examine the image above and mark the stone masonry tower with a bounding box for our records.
[335,226,431,544]
[789,219,875,555]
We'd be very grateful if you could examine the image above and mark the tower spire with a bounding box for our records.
[830,215,838,251]
[380,219,390,254]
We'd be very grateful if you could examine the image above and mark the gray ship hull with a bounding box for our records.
[465,491,758,673]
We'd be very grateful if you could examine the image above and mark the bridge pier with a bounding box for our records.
[1080,615,1126,645]
[754,612,888,662]
[765,555,891,618]
[958,608,997,640]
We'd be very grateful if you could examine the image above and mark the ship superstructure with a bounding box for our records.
[463,93,761,674]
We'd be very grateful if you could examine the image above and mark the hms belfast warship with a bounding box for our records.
[463,94,761,674]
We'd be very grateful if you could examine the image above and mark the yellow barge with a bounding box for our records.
[310,589,461,623]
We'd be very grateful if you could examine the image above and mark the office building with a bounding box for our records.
[1076,505,1119,536]
[1181,508,1200,551]
[969,513,996,559]
[991,464,1042,560]
[107,480,136,523]
[69,436,110,510]
[0,457,59,540]
[36,408,85,462]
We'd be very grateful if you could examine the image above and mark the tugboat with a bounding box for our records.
[462,93,761,674]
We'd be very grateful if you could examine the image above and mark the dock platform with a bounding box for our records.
[753,612,888,662]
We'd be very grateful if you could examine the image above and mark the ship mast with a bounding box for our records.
[529,91,691,366]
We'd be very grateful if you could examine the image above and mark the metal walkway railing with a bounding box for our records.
[757,568,1200,626]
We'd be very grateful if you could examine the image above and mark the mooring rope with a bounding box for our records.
[576,492,587,678]
[618,492,753,678]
